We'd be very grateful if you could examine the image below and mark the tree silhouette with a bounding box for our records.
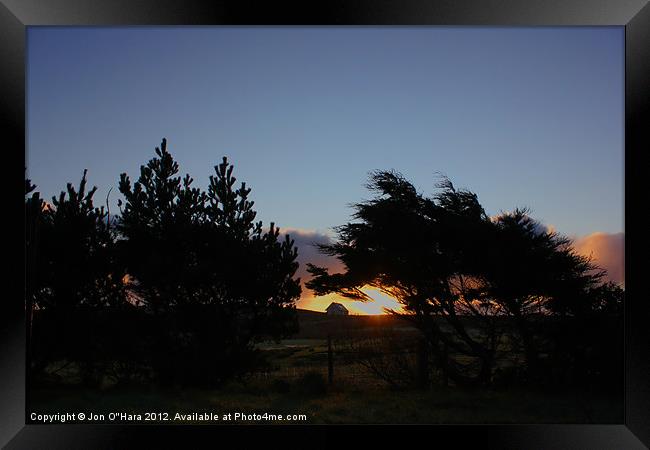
[26,171,129,384]
[32,170,127,310]
[307,171,499,385]
[307,170,622,386]
[478,209,607,377]
[117,139,300,384]
[117,138,207,312]
[25,173,43,385]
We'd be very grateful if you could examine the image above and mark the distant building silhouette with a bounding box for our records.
[325,302,349,316]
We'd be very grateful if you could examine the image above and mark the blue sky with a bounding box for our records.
[27,27,624,238]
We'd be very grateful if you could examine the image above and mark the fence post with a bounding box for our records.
[417,337,429,389]
[327,333,334,385]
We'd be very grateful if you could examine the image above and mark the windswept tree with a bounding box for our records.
[479,209,607,377]
[117,138,300,384]
[307,170,621,386]
[307,171,500,385]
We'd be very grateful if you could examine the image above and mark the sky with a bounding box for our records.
[27,27,625,313]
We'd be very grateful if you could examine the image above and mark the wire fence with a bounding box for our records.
[249,332,452,389]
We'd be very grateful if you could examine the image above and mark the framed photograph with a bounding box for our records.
[3,0,649,448]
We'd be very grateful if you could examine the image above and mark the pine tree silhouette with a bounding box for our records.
[117,138,300,385]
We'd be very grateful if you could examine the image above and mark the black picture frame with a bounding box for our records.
[2,1,648,448]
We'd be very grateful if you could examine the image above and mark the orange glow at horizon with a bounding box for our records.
[296,231,624,314]
[297,285,404,315]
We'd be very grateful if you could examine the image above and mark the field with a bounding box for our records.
[29,310,623,424]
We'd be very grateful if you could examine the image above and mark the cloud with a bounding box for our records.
[280,227,344,281]
[489,214,624,286]
[572,232,625,286]
[283,226,626,313]
[280,227,360,313]
[281,228,406,314]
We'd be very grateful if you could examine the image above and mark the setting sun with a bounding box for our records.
[298,285,404,315]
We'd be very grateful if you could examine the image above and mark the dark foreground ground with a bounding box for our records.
[30,382,622,424]
[29,310,623,425]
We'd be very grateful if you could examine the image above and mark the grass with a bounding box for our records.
[30,337,622,425]
[28,312,623,424]
[29,381,622,424]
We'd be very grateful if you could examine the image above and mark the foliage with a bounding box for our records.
[307,170,622,386]
[116,139,300,384]
[27,139,301,386]
[32,170,128,310]
[26,171,129,383]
